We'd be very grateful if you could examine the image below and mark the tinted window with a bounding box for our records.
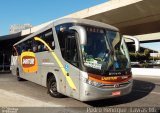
[17,28,55,54]
[55,23,73,57]
[56,23,79,67]
[41,29,55,51]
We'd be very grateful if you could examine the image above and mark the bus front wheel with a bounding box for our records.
[48,76,63,98]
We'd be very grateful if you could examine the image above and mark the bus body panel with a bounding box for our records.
[11,18,137,101]
[79,79,133,101]
[64,62,80,99]
[48,47,80,99]
[79,71,133,101]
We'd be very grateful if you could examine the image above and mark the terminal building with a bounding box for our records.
[9,24,32,34]
[0,0,160,72]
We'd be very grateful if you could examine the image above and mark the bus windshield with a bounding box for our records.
[81,26,130,72]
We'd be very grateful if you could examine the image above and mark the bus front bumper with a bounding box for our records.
[79,80,133,101]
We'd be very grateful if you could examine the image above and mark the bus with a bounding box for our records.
[11,18,139,101]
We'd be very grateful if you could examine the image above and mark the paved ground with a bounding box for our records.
[0,73,159,112]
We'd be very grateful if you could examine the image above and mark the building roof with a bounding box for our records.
[1,0,160,42]
[0,32,21,41]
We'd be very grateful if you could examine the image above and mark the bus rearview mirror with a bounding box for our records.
[69,26,87,45]
[122,35,140,53]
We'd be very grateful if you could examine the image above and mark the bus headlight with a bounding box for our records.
[91,80,102,87]
[81,77,102,87]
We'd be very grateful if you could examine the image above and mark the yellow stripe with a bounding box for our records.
[34,37,76,90]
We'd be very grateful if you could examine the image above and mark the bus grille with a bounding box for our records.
[100,81,131,88]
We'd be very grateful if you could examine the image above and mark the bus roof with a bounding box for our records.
[54,18,119,31]
[14,18,119,46]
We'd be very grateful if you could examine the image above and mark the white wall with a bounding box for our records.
[132,68,160,78]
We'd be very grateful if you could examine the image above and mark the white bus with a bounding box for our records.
[11,18,139,101]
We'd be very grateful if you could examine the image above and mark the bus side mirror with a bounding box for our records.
[69,26,87,45]
[122,35,140,53]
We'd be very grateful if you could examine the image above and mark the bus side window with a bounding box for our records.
[65,32,79,67]
[32,40,38,53]
[55,23,79,67]
[17,46,22,55]
[21,43,25,53]
[56,23,73,58]
[41,29,55,51]
[37,43,43,52]
[28,40,32,52]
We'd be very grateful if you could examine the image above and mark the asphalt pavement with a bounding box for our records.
[0,73,159,113]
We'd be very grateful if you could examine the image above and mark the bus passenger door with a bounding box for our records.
[63,33,80,100]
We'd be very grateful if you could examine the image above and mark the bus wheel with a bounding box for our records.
[48,76,63,98]
[17,69,23,81]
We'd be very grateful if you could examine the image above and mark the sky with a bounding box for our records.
[141,42,160,52]
[0,0,159,52]
[0,0,107,36]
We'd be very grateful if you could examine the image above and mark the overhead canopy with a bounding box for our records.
[1,0,160,42]
[63,0,160,35]
[0,32,21,41]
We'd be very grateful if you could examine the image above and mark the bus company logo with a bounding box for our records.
[101,77,118,81]
[22,56,35,67]
[114,84,120,88]
[20,52,38,73]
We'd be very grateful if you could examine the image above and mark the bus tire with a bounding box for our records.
[48,76,63,98]
[17,69,23,81]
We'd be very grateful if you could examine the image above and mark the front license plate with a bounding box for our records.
[112,91,121,96]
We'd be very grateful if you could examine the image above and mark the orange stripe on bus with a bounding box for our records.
[88,73,132,84]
